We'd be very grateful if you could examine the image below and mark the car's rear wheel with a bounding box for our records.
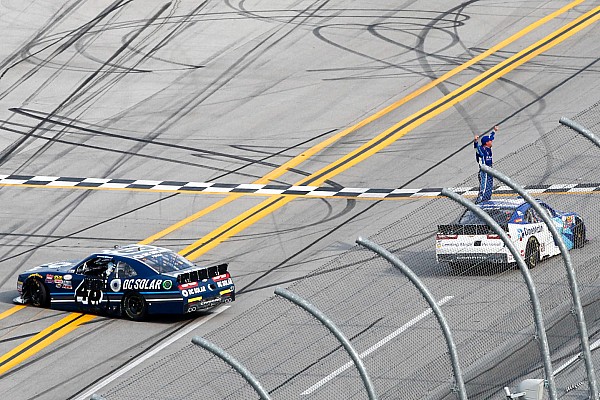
[122,292,147,321]
[525,238,540,269]
[573,219,586,249]
[26,278,49,307]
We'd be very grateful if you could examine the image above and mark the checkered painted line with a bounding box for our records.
[1,174,599,199]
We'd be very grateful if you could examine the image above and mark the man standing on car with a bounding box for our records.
[474,125,499,203]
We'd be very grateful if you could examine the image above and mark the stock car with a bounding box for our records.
[435,198,586,270]
[13,244,235,320]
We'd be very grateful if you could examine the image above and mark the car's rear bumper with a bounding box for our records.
[437,252,510,264]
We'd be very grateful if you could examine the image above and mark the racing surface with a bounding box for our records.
[1,1,600,399]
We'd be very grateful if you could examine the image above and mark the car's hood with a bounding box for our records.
[24,260,81,274]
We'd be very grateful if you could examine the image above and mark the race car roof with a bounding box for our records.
[99,244,167,257]
[478,197,526,209]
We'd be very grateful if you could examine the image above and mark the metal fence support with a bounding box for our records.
[356,237,467,400]
[191,336,272,400]
[274,287,378,400]
[560,117,600,148]
[481,164,599,399]
[440,189,557,400]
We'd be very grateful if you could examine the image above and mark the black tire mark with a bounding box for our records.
[0,2,172,166]
[0,0,133,97]
[17,3,197,171]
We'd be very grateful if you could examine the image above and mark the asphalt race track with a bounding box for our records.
[1,1,600,399]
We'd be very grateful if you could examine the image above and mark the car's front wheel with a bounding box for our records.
[573,219,586,249]
[122,292,147,321]
[525,238,540,269]
[25,278,49,307]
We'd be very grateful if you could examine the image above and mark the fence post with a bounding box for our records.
[191,336,272,400]
[440,189,557,400]
[274,287,378,400]
[480,164,598,399]
[356,237,467,400]
[559,117,600,148]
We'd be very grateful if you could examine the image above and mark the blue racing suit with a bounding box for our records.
[474,129,495,203]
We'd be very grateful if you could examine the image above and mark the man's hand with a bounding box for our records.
[474,135,479,142]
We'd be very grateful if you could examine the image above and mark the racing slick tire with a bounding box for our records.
[524,238,540,269]
[25,277,49,307]
[574,219,586,249]
[122,292,147,321]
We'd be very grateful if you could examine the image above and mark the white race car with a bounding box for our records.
[435,198,586,270]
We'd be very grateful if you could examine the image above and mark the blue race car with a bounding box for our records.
[14,245,235,320]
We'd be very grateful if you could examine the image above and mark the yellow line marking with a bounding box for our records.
[0,313,95,375]
[0,306,25,321]
[180,5,600,260]
[141,0,585,246]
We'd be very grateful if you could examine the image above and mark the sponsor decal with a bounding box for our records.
[162,280,173,290]
[122,279,166,291]
[216,278,233,288]
[64,274,72,281]
[30,273,43,280]
[188,296,203,303]
[565,215,575,227]
[110,279,122,292]
[45,274,54,283]
[63,282,72,290]
[54,276,63,284]
[517,225,543,240]
[181,286,206,298]
[199,298,221,307]
[17,281,23,292]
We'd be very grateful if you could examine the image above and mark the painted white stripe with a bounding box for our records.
[82,178,110,184]
[306,191,336,197]
[301,296,453,396]
[132,180,162,186]
[74,305,230,400]
[98,183,130,189]
[47,180,79,187]
[144,298,184,302]
[358,192,389,198]
[32,176,59,181]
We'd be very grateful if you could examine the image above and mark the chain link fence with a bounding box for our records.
[97,100,600,400]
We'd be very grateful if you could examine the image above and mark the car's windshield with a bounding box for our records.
[458,206,514,225]
[138,250,195,273]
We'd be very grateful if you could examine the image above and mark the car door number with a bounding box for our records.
[75,278,104,306]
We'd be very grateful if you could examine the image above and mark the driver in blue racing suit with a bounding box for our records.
[474,125,499,203]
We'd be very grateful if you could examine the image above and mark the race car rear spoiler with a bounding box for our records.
[176,263,228,284]
[437,224,508,235]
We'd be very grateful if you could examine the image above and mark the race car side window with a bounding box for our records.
[541,204,556,217]
[525,209,538,223]
[115,262,137,278]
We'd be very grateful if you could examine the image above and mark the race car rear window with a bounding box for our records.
[458,207,514,225]
[138,251,195,273]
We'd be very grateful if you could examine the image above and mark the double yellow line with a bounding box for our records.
[179,2,600,260]
[0,313,95,375]
[1,0,597,376]
[142,0,590,249]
